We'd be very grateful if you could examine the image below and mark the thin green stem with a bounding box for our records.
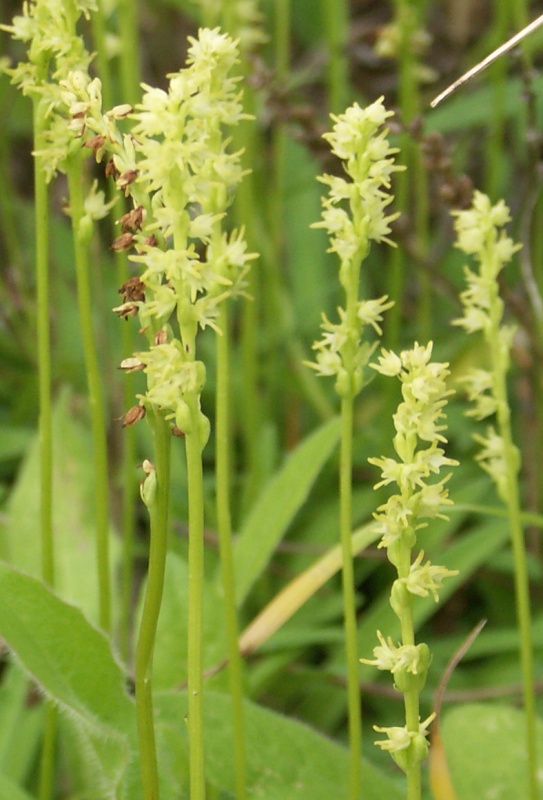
[236,109,262,511]
[90,0,113,110]
[33,93,56,800]
[494,372,538,800]
[388,0,426,346]
[215,303,247,800]
[33,100,54,590]
[185,399,207,800]
[397,577,422,800]
[119,345,137,661]
[135,414,171,800]
[339,394,362,800]
[65,155,111,633]
[38,705,57,800]
[117,0,141,106]
[484,2,510,197]
[322,0,349,113]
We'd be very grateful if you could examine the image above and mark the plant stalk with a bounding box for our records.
[135,414,171,800]
[215,302,247,799]
[185,397,207,800]
[65,155,111,633]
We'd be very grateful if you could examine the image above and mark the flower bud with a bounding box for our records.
[140,459,157,508]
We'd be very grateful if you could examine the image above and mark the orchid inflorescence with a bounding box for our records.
[308,97,401,397]
[362,342,458,775]
[60,27,256,448]
[452,190,521,500]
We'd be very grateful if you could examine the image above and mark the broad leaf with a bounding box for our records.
[441,703,543,798]
[233,417,341,605]
[154,689,403,800]
[0,773,35,800]
[3,390,121,625]
[0,562,133,737]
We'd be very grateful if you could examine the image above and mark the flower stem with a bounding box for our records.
[117,0,141,106]
[494,372,538,800]
[33,91,57,800]
[135,414,171,800]
[33,98,54,591]
[339,394,362,800]
[397,555,422,800]
[215,302,247,800]
[65,154,111,633]
[90,0,113,110]
[185,400,207,800]
[322,0,349,113]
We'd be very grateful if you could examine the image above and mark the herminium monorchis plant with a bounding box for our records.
[56,27,255,800]
[361,342,458,800]
[452,191,538,800]
[308,97,401,799]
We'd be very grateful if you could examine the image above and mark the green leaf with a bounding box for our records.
[154,690,403,800]
[233,417,341,605]
[442,703,543,798]
[62,716,136,800]
[0,561,133,737]
[0,426,33,463]
[0,664,43,785]
[0,772,35,800]
[3,390,121,623]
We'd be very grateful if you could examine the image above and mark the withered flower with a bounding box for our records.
[117,169,138,191]
[111,232,134,251]
[119,276,145,303]
[82,134,106,161]
[121,404,146,428]
[113,303,139,319]
[118,205,144,233]
[118,357,145,372]
[105,157,119,180]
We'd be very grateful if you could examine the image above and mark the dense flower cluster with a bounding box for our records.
[309,98,401,397]
[368,342,457,563]
[59,29,256,441]
[314,98,403,261]
[362,342,458,771]
[0,0,97,181]
[452,191,521,500]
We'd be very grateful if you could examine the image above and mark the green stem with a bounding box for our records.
[117,0,141,106]
[494,374,538,800]
[236,112,262,511]
[185,400,207,800]
[215,303,247,800]
[33,101,54,590]
[388,0,424,346]
[65,155,111,633]
[484,2,510,197]
[38,705,57,800]
[483,226,538,798]
[135,414,171,800]
[33,93,56,800]
[322,0,349,113]
[339,395,362,800]
[397,572,422,800]
[90,0,114,110]
[119,357,138,661]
